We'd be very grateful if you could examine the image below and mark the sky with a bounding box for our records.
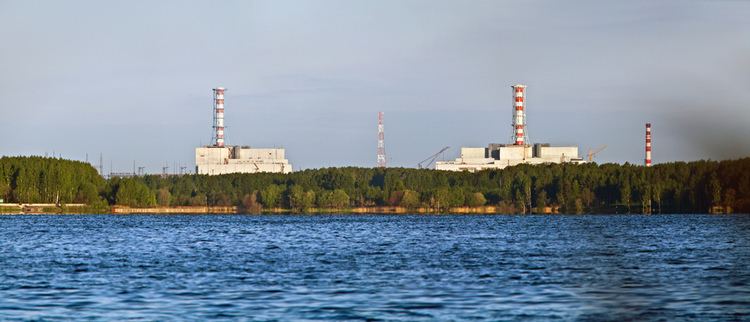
[1,0,749,172]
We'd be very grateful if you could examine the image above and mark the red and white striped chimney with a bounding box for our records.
[213,87,225,147]
[645,123,652,167]
[512,84,527,145]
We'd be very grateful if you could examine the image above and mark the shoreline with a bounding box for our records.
[111,205,514,215]
[1,204,738,215]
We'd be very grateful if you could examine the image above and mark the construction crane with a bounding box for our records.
[587,145,607,162]
[418,146,450,169]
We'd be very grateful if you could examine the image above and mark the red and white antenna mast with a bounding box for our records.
[645,123,652,167]
[377,112,386,168]
[213,87,225,147]
[512,84,527,146]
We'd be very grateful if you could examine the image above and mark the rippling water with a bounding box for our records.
[0,214,749,320]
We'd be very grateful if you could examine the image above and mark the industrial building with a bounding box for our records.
[436,84,584,172]
[195,87,292,175]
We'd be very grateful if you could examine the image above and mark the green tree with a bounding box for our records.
[288,185,305,210]
[432,187,451,210]
[448,188,465,207]
[156,188,171,206]
[400,190,421,209]
[115,179,156,207]
[75,182,100,204]
[535,190,548,213]
[189,193,207,206]
[574,198,584,214]
[620,180,631,214]
[363,186,383,206]
[303,190,316,211]
[288,185,315,212]
[512,173,531,214]
[317,190,334,208]
[466,192,487,207]
[260,184,283,208]
[709,173,722,206]
[651,183,663,214]
[330,189,350,208]
[724,188,736,212]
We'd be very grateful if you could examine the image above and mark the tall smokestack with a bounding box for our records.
[377,112,386,168]
[512,84,527,146]
[213,87,225,147]
[645,123,652,167]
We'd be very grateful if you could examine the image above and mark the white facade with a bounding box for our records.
[436,144,583,172]
[536,146,578,161]
[496,145,533,160]
[460,147,487,159]
[196,146,292,175]
[435,83,587,172]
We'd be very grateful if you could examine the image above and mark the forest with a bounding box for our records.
[1,156,749,214]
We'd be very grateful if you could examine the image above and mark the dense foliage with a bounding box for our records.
[2,156,749,213]
[0,156,104,205]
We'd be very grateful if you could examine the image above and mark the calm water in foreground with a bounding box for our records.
[0,214,749,321]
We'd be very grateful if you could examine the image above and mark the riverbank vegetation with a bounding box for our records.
[1,156,749,214]
[0,157,107,208]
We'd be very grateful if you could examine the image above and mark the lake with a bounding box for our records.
[0,214,748,320]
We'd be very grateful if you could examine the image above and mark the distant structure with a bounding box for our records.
[213,88,226,148]
[195,87,292,175]
[512,84,527,145]
[645,123,652,167]
[377,112,386,168]
[98,153,104,176]
[109,172,137,179]
[436,84,584,172]
[418,146,450,169]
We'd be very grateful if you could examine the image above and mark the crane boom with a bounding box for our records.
[587,145,607,162]
[418,146,450,169]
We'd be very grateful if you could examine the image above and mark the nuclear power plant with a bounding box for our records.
[192,84,587,175]
[645,123,652,167]
[195,87,292,175]
[435,84,584,172]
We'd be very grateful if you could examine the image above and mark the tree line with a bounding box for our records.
[0,156,105,206]
[2,156,749,213]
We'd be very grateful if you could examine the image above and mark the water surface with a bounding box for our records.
[1,214,749,320]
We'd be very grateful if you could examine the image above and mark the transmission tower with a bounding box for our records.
[99,153,104,176]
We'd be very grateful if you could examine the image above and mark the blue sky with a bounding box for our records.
[1,0,749,172]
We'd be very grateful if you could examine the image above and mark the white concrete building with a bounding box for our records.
[195,146,292,175]
[195,87,293,175]
[435,83,585,172]
[435,144,584,172]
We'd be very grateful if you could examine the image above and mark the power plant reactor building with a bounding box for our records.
[195,87,292,175]
[435,84,584,172]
